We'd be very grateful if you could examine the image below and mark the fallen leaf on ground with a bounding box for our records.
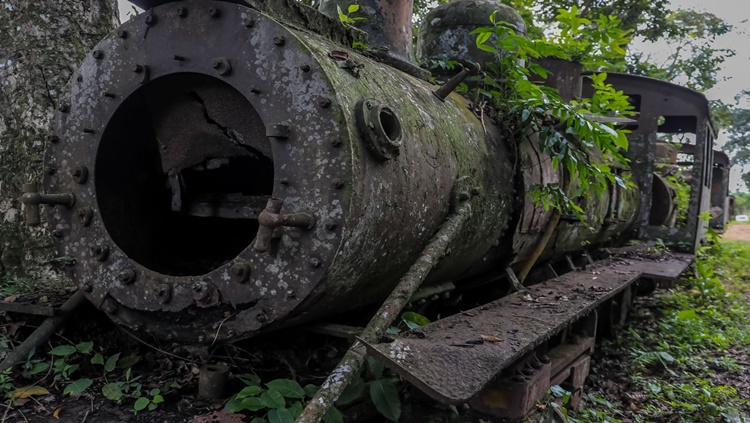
[3,295,17,303]
[480,335,503,344]
[53,407,63,418]
[13,386,50,398]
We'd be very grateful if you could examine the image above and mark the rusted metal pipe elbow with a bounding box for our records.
[254,198,316,252]
[20,183,76,226]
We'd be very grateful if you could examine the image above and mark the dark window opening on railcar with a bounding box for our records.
[96,73,273,276]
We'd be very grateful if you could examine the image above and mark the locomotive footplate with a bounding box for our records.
[362,252,693,418]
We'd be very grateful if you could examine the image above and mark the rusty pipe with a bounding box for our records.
[20,183,76,226]
[254,198,316,252]
[434,63,480,101]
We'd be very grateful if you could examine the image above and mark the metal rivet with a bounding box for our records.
[250,87,261,94]
[176,7,187,17]
[332,178,344,189]
[76,207,93,227]
[82,282,93,293]
[208,7,220,17]
[133,64,144,73]
[243,18,254,27]
[309,258,321,268]
[103,92,116,98]
[76,75,83,82]
[92,50,103,60]
[47,135,59,143]
[211,57,232,76]
[83,128,95,134]
[324,220,338,231]
[59,104,70,113]
[267,124,291,139]
[300,64,311,72]
[273,36,285,46]
[280,178,289,186]
[145,14,156,25]
[318,97,332,108]
[118,268,136,284]
[52,229,63,238]
[117,30,128,39]
[92,245,109,262]
[71,166,89,184]
[154,284,172,303]
[256,313,267,323]
[331,139,343,148]
[231,261,251,283]
[173,55,185,61]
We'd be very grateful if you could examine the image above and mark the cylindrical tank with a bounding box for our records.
[416,0,526,71]
[47,0,515,342]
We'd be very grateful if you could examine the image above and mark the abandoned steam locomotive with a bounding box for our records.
[21,0,730,418]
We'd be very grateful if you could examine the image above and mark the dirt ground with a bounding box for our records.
[722,224,750,242]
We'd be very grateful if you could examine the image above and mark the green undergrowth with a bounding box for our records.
[570,235,750,422]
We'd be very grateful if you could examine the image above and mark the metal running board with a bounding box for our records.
[362,253,693,404]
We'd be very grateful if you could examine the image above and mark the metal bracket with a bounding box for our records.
[20,183,75,226]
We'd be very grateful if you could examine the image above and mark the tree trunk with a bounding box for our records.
[0,0,118,277]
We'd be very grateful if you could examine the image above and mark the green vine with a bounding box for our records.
[472,12,635,222]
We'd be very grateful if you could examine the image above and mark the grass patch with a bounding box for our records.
[570,235,750,423]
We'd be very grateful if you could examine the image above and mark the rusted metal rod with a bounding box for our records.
[296,192,473,423]
[0,290,87,373]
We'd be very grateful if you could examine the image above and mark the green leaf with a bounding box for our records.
[266,379,305,399]
[303,384,319,398]
[28,362,49,375]
[323,406,344,423]
[238,373,262,386]
[148,402,157,411]
[250,419,269,423]
[49,345,76,357]
[240,397,266,411]
[149,388,160,397]
[401,311,429,328]
[369,379,401,421]
[267,408,294,423]
[261,390,286,409]
[102,382,124,401]
[75,342,93,354]
[152,395,164,404]
[367,356,385,379]
[237,385,263,399]
[117,353,140,369]
[335,375,364,406]
[347,4,359,13]
[63,378,93,396]
[91,353,104,366]
[104,353,120,373]
[134,397,150,411]
[677,309,699,321]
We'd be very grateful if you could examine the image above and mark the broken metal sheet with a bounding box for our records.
[363,253,693,404]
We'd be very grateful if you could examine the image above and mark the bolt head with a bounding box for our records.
[145,14,156,25]
[176,7,187,17]
[82,283,93,293]
[117,269,136,284]
[133,64,144,73]
[231,262,251,283]
[332,178,344,189]
[117,30,128,39]
[324,220,338,231]
[212,59,222,69]
[52,229,63,238]
[208,7,219,17]
[273,36,285,46]
[309,257,322,268]
[318,97,332,108]
[243,18,254,27]
[256,314,267,323]
[47,135,59,143]
[300,64,311,72]
[92,50,104,59]
[59,104,70,113]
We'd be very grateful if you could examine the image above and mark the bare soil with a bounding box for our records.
[722,224,750,242]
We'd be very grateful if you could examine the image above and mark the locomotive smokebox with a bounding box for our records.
[46,0,516,342]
